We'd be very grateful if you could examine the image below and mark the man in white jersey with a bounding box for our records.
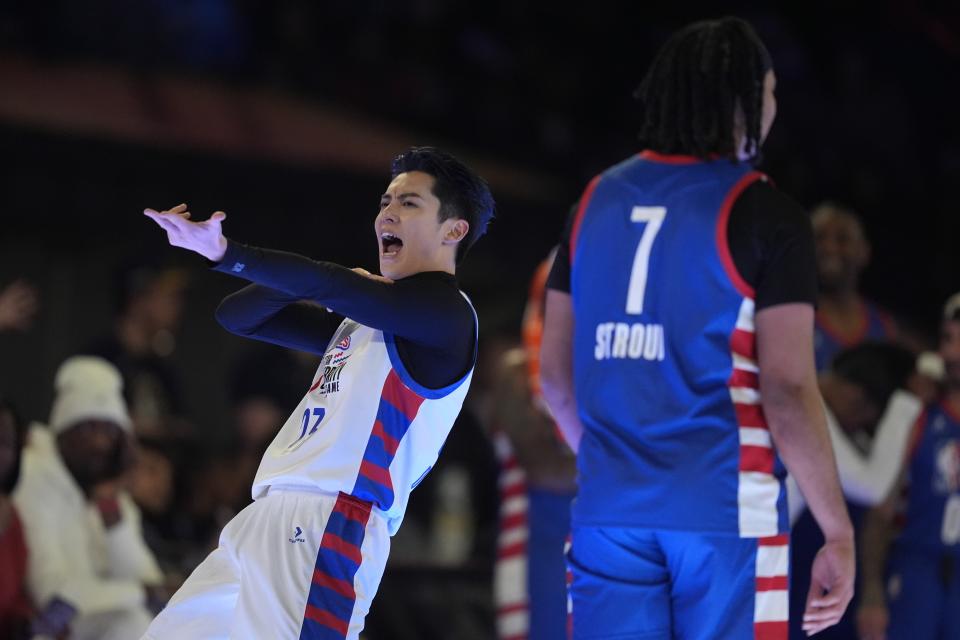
[141,147,494,640]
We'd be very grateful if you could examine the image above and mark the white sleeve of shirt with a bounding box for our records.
[833,390,921,505]
[787,391,922,525]
[104,493,164,585]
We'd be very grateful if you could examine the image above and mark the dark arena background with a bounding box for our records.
[0,2,958,639]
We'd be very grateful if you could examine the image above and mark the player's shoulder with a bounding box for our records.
[732,178,810,230]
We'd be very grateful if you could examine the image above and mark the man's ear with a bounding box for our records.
[442,218,470,245]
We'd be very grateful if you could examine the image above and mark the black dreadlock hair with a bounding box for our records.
[635,17,773,160]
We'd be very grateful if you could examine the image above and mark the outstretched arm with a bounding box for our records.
[145,205,473,353]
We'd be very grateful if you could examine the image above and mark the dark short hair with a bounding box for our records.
[0,397,26,494]
[635,17,772,160]
[391,147,495,263]
[831,342,916,412]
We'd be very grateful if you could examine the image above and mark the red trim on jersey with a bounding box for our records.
[569,174,602,266]
[501,482,527,500]
[320,531,363,565]
[312,568,356,599]
[359,459,393,489]
[815,299,871,348]
[759,534,790,546]
[498,541,527,560]
[731,328,757,360]
[303,605,349,635]
[497,602,529,616]
[730,368,760,389]
[500,512,527,530]
[754,621,788,640]
[734,403,768,430]
[331,492,372,524]
[715,172,765,298]
[381,369,426,422]
[372,420,400,456]
[755,575,789,591]
[740,445,775,474]
[638,150,706,165]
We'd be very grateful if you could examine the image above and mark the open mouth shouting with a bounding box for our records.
[380,231,404,260]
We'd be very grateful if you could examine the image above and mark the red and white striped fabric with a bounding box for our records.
[729,298,782,537]
[493,434,530,640]
[753,534,790,639]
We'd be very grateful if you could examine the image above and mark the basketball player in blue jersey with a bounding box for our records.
[811,202,897,371]
[857,293,960,640]
[140,147,493,640]
[541,18,854,639]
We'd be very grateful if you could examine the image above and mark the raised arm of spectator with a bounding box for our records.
[787,391,922,523]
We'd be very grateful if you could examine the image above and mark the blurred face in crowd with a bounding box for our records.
[376,171,468,280]
[812,208,870,294]
[0,409,16,490]
[57,419,128,490]
[129,447,173,515]
[131,272,187,334]
[236,397,285,452]
[940,319,960,389]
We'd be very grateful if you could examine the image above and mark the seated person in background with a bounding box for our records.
[0,397,32,639]
[858,293,960,640]
[86,263,191,440]
[14,356,165,640]
[812,203,897,371]
[789,342,921,639]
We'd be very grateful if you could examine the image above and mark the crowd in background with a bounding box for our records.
[0,3,958,639]
[0,193,957,638]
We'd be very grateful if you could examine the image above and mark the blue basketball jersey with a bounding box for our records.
[569,151,789,537]
[813,301,895,371]
[897,402,960,557]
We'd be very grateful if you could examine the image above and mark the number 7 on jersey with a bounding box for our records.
[626,206,666,315]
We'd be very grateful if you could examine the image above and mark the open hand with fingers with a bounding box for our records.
[803,538,855,636]
[144,203,229,262]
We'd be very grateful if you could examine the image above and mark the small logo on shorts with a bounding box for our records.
[289,526,305,543]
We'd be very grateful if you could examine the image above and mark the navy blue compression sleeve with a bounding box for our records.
[215,284,344,356]
[212,240,476,388]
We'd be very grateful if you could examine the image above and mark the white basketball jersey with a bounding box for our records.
[252,302,476,535]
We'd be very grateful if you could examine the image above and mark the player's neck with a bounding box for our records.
[818,289,862,314]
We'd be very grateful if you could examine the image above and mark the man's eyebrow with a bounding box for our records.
[379,192,423,200]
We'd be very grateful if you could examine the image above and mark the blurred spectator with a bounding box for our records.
[86,264,190,440]
[857,293,960,640]
[0,397,31,639]
[789,342,921,639]
[13,356,164,640]
[488,253,576,640]
[0,280,39,333]
[812,203,898,371]
[182,346,316,553]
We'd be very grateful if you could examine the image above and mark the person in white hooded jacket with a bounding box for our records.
[13,356,163,640]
